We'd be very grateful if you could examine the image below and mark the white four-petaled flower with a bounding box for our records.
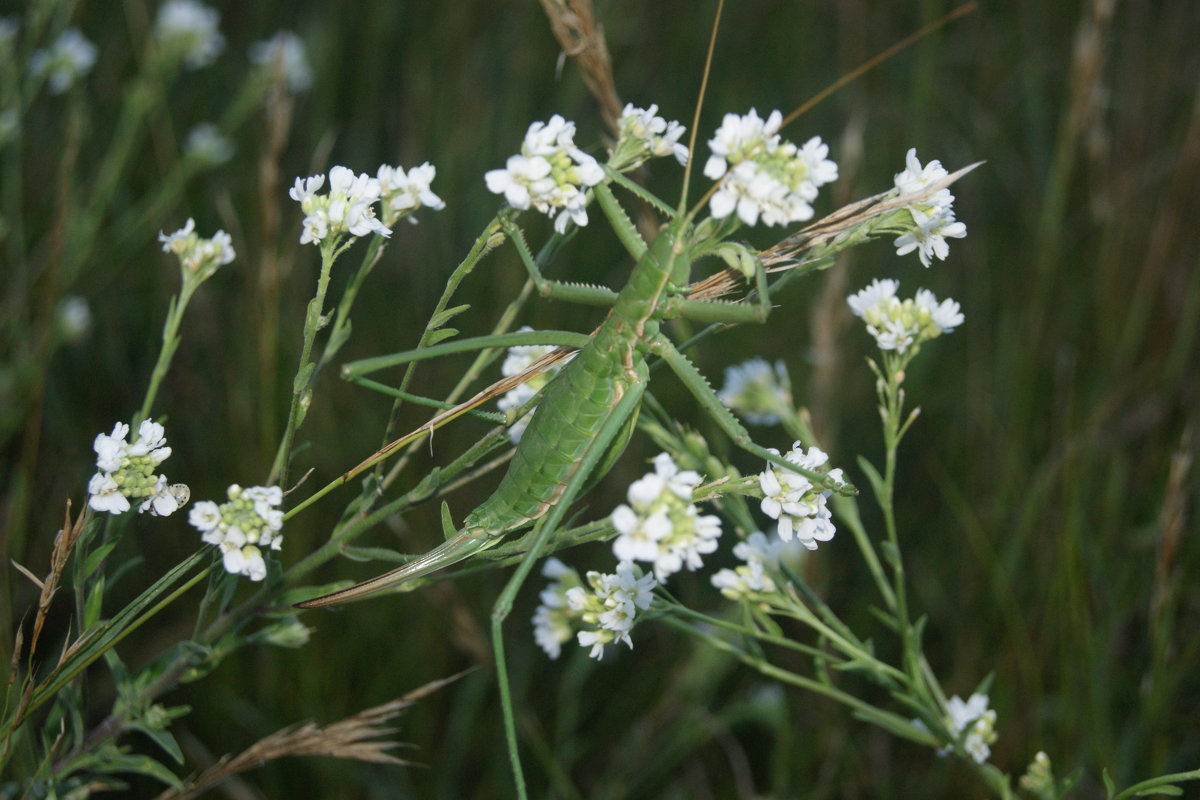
[759,444,843,550]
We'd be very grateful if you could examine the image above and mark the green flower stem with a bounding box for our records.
[1112,769,1200,800]
[270,237,347,486]
[767,599,910,686]
[318,234,386,372]
[136,278,198,425]
[780,406,897,612]
[662,615,938,747]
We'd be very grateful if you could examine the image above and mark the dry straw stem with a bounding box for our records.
[152,670,472,800]
[537,0,623,135]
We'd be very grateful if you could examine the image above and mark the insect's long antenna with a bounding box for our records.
[779,2,978,132]
[678,0,725,213]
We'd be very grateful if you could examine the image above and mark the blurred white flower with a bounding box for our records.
[249,30,312,92]
[485,115,604,233]
[711,531,782,600]
[184,123,233,164]
[892,149,967,267]
[718,358,790,425]
[943,693,998,763]
[56,295,93,342]
[30,28,97,94]
[155,0,224,69]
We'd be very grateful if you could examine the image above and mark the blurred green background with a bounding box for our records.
[3,0,1199,796]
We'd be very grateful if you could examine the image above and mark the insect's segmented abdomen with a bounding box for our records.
[462,320,632,536]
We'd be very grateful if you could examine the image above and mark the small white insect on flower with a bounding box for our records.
[608,103,689,170]
[376,162,445,227]
[154,0,224,70]
[249,30,312,93]
[288,166,391,246]
[711,531,782,600]
[611,453,722,582]
[717,358,791,425]
[29,28,97,95]
[847,279,964,354]
[189,484,284,582]
[159,217,235,280]
[497,327,572,444]
[703,108,837,227]
[892,148,968,267]
[485,115,605,234]
[758,443,843,550]
[87,420,183,516]
[942,693,998,764]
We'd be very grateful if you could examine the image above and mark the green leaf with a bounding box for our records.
[1104,769,1118,798]
[292,362,315,393]
[425,327,459,346]
[84,575,106,628]
[127,718,185,764]
[855,455,886,500]
[82,540,119,581]
[91,750,183,789]
[430,303,470,329]
[1136,787,1182,797]
[441,501,457,540]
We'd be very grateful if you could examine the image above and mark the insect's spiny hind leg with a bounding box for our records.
[499,216,620,308]
[652,336,854,493]
[490,371,648,800]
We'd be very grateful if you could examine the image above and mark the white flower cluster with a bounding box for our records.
[532,558,656,661]
[377,162,445,227]
[717,357,791,426]
[249,31,312,93]
[30,28,97,95]
[87,421,185,516]
[710,532,781,600]
[942,693,998,763]
[189,484,284,582]
[485,115,605,234]
[704,108,838,227]
[892,148,968,267]
[155,0,224,70]
[159,217,234,279]
[759,444,843,550]
[496,328,571,444]
[611,453,722,582]
[289,167,392,245]
[608,103,689,170]
[847,278,964,354]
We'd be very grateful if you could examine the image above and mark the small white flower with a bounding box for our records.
[159,218,235,279]
[759,444,841,550]
[30,28,97,94]
[57,296,93,341]
[289,166,391,245]
[894,148,954,213]
[532,559,654,661]
[87,419,179,516]
[485,115,604,233]
[155,0,224,69]
[704,110,836,227]
[377,162,445,226]
[942,693,998,764]
[190,484,284,581]
[249,31,312,92]
[718,358,791,425]
[847,280,964,353]
[609,103,689,169]
[713,530,786,598]
[611,453,721,582]
[894,207,968,268]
